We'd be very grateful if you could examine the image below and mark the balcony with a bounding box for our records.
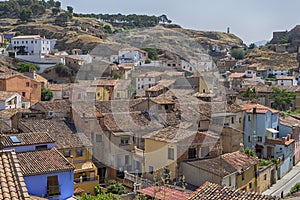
[47,185,61,197]
[74,176,99,183]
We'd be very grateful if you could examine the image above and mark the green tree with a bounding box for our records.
[113,73,122,79]
[55,12,72,26]
[230,48,245,60]
[54,1,61,8]
[106,180,127,195]
[17,62,38,72]
[67,6,73,14]
[19,8,32,21]
[242,87,257,99]
[271,87,296,111]
[31,4,45,16]
[244,148,256,157]
[54,62,71,77]
[248,43,256,49]
[79,193,120,200]
[52,7,60,15]
[41,87,53,101]
[142,48,158,60]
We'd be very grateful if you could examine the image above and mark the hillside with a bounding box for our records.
[245,47,298,69]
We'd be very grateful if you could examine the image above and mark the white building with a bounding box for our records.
[277,75,298,86]
[11,35,56,56]
[0,92,22,110]
[181,55,213,73]
[135,72,159,94]
[118,48,148,66]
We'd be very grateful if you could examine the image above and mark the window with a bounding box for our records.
[76,148,84,157]
[248,136,251,143]
[248,115,251,121]
[148,78,151,81]
[242,172,245,181]
[26,82,30,87]
[121,136,130,145]
[239,117,242,123]
[63,149,72,157]
[231,117,234,124]
[35,41,37,44]
[22,41,24,44]
[96,134,103,142]
[25,41,28,44]
[78,93,82,99]
[168,147,174,160]
[229,176,232,186]
[34,84,38,88]
[249,182,252,189]
[47,176,60,196]
[188,148,197,159]
[257,136,263,143]
[149,166,154,174]
[264,174,267,180]
[31,40,33,44]
[36,145,47,151]
[22,92,26,97]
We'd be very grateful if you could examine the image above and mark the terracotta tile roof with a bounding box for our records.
[1,132,54,148]
[150,97,175,105]
[280,116,300,127]
[0,120,18,134]
[228,72,245,79]
[188,181,279,200]
[0,150,30,200]
[0,108,31,119]
[103,112,163,132]
[0,91,18,101]
[46,83,73,91]
[242,104,278,114]
[185,151,259,177]
[144,126,219,143]
[18,118,91,149]
[34,99,71,113]
[91,79,118,86]
[17,148,74,176]
[137,186,190,200]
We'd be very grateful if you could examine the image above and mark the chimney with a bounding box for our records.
[253,106,257,114]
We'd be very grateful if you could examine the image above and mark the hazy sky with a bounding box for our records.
[60,0,300,44]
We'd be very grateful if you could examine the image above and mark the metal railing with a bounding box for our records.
[74,176,99,183]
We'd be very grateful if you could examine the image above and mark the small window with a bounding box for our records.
[239,117,242,123]
[242,172,245,181]
[63,149,72,158]
[36,145,47,151]
[257,136,263,143]
[35,41,37,44]
[231,117,234,124]
[31,40,33,44]
[76,148,84,157]
[125,155,129,165]
[22,92,26,97]
[34,84,38,88]
[148,78,151,81]
[47,176,60,196]
[248,115,251,121]
[121,136,130,145]
[249,182,252,189]
[229,176,232,186]
[248,136,251,143]
[96,134,103,142]
[168,147,174,160]
[26,82,30,87]
[264,174,267,180]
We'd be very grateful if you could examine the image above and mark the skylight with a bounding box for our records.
[10,136,20,143]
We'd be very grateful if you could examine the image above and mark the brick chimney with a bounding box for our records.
[292,125,300,140]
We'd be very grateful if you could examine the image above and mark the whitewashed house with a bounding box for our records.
[0,92,22,110]
[118,48,148,66]
[277,75,298,86]
[181,55,213,73]
[11,35,56,56]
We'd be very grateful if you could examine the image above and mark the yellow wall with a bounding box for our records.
[236,165,258,193]
[144,139,177,181]
[96,87,110,101]
[257,164,276,194]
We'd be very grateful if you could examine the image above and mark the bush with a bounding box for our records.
[106,180,127,195]
[244,148,256,157]
[231,48,245,60]
[17,62,38,72]
[290,182,300,194]
[41,87,53,101]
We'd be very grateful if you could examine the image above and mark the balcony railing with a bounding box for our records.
[74,176,99,183]
[47,185,61,197]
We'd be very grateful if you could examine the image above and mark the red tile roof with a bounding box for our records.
[17,148,74,176]
[1,132,54,148]
[137,186,190,200]
[242,104,278,114]
[0,150,30,200]
[188,182,279,200]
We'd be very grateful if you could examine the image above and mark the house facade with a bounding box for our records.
[0,91,22,110]
[11,35,56,56]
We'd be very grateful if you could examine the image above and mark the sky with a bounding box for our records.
[60,0,300,44]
